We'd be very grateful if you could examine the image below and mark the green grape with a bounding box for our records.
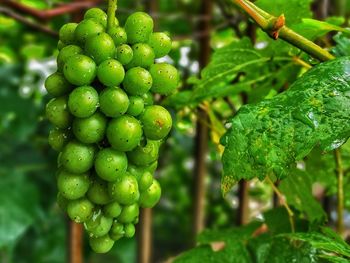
[85,32,115,64]
[149,63,179,95]
[46,96,72,129]
[63,54,97,86]
[89,235,115,253]
[95,148,128,182]
[87,177,111,205]
[57,40,66,51]
[127,140,160,166]
[106,115,142,151]
[127,162,158,179]
[117,203,139,223]
[103,201,122,218]
[72,112,107,144]
[99,87,129,117]
[57,45,83,72]
[59,23,78,45]
[97,59,125,86]
[124,12,153,44]
[107,27,127,46]
[45,72,72,97]
[67,198,94,223]
[109,221,124,241]
[148,32,172,58]
[126,43,155,69]
[85,213,113,237]
[84,8,107,28]
[108,175,140,205]
[140,105,172,140]
[57,192,68,211]
[68,86,99,118]
[141,91,154,106]
[60,141,96,174]
[57,169,90,200]
[126,96,144,116]
[48,128,70,151]
[138,171,153,191]
[123,67,152,96]
[115,44,133,65]
[74,19,104,46]
[139,179,161,208]
[124,223,136,238]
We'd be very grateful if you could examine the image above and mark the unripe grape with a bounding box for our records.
[127,96,144,116]
[46,96,72,129]
[59,23,78,45]
[68,86,99,118]
[87,177,111,205]
[109,221,124,241]
[45,72,72,97]
[123,67,152,96]
[141,91,154,106]
[103,201,122,218]
[127,140,160,166]
[48,128,71,151]
[72,112,107,144]
[85,213,113,237]
[57,169,90,200]
[84,8,107,28]
[124,12,154,44]
[124,223,136,238]
[95,148,128,182]
[117,203,139,223]
[57,45,83,72]
[140,105,172,140]
[115,44,133,65]
[139,179,161,208]
[85,32,115,64]
[106,115,143,151]
[67,198,94,223]
[99,87,129,117]
[149,63,179,95]
[63,54,97,86]
[89,235,115,253]
[60,141,96,174]
[97,59,125,86]
[57,40,66,51]
[74,19,104,46]
[126,43,155,69]
[148,32,172,58]
[108,175,140,205]
[138,171,154,191]
[107,27,127,46]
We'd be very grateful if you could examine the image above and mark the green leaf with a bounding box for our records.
[279,169,326,223]
[332,33,350,57]
[221,57,350,194]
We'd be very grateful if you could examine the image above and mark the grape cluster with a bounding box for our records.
[45,8,179,253]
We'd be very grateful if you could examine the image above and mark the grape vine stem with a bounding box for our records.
[107,0,117,31]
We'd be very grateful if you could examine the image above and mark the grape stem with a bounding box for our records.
[107,0,117,31]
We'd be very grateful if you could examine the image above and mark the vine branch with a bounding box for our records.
[107,0,117,31]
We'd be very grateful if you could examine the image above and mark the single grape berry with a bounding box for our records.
[95,148,128,182]
[138,171,154,191]
[57,45,83,72]
[89,235,115,254]
[108,175,140,205]
[72,112,107,144]
[60,141,96,174]
[74,19,104,46]
[85,32,115,64]
[68,86,99,118]
[141,91,154,106]
[59,23,78,45]
[140,105,172,140]
[115,44,133,65]
[148,32,172,58]
[84,8,107,28]
[99,87,129,117]
[45,72,72,97]
[106,115,143,151]
[67,198,94,223]
[87,177,111,205]
[139,179,161,208]
[63,54,97,86]
[48,128,70,151]
[123,67,152,96]
[127,140,160,166]
[97,59,125,86]
[46,96,72,129]
[117,203,139,223]
[126,43,155,69]
[85,213,113,237]
[103,201,122,218]
[124,223,136,238]
[150,63,179,95]
[57,169,90,200]
[124,12,154,44]
[109,221,124,241]
[107,27,127,46]
[127,96,144,116]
